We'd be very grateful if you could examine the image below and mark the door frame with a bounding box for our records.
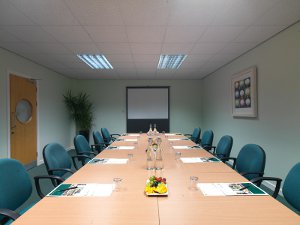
[6,70,40,166]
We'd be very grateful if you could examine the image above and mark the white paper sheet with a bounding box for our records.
[88,158,128,164]
[127,134,140,136]
[47,183,113,197]
[111,146,135,150]
[198,183,268,196]
[173,146,201,149]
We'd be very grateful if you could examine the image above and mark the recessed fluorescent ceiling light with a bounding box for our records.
[157,54,187,69]
[77,54,113,69]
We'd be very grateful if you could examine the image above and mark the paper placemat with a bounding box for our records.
[180,157,220,163]
[198,182,268,196]
[88,158,128,164]
[107,146,135,150]
[47,183,113,197]
[173,146,201,149]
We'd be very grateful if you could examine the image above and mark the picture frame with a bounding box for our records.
[232,66,257,117]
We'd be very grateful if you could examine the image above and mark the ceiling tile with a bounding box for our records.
[119,0,170,26]
[4,26,57,42]
[112,62,136,69]
[130,43,161,54]
[85,26,128,42]
[43,26,93,43]
[212,0,279,26]
[218,42,257,55]
[0,29,21,42]
[126,26,166,43]
[10,0,78,25]
[0,42,41,54]
[105,54,133,62]
[168,0,220,26]
[191,43,226,54]
[96,43,131,54]
[184,54,213,64]
[161,43,194,54]
[0,0,34,25]
[132,55,159,62]
[30,43,72,54]
[164,26,206,43]
[65,0,123,25]
[135,62,158,69]
[199,26,246,42]
[64,43,100,54]
[235,26,285,42]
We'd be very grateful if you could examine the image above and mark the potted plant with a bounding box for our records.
[63,90,94,142]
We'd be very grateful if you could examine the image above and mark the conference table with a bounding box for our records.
[13,134,299,224]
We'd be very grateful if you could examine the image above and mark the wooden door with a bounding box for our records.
[10,74,37,165]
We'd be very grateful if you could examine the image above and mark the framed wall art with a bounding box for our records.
[232,66,257,117]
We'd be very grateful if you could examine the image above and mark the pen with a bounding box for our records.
[58,186,78,192]
[239,185,250,191]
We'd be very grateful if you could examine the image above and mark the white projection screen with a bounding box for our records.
[126,87,170,133]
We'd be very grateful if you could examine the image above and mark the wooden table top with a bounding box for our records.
[13,133,300,224]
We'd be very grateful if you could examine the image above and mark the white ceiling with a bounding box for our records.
[0,0,299,80]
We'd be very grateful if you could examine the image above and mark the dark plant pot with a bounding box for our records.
[78,130,90,143]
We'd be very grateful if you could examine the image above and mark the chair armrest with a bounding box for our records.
[214,153,227,160]
[240,171,264,178]
[204,145,215,153]
[34,175,65,198]
[71,155,91,169]
[221,157,236,168]
[0,208,20,221]
[91,144,106,153]
[78,151,96,156]
[250,177,282,198]
[48,168,74,175]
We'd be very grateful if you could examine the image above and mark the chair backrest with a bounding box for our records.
[74,135,92,165]
[201,130,214,147]
[43,143,72,177]
[215,135,233,158]
[282,162,300,211]
[101,128,112,143]
[93,130,106,152]
[191,128,201,143]
[236,144,266,180]
[0,158,32,212]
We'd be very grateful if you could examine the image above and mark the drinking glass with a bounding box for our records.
[113,178,123,191]
[189,176,199,190]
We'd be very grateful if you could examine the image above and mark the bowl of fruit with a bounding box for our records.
[145,176,168,196]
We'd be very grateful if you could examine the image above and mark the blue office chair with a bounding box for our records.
[185,128,201,144]
[210,135,233,160]
[224,144,266,181]
[251,162,300,211]
[101,128,120,144]
[200,129,214,150]
[74,135,96,166]
[92,130,109,153]
[0,158,63,224]
[43,142,86,183]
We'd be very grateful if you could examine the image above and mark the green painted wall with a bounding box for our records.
[202,21,300,182]
[73,79,203,139]
[0,48,72,164]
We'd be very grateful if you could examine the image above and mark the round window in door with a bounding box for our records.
[15,99,33,124]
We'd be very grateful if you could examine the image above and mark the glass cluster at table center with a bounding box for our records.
[146,137,163,170]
